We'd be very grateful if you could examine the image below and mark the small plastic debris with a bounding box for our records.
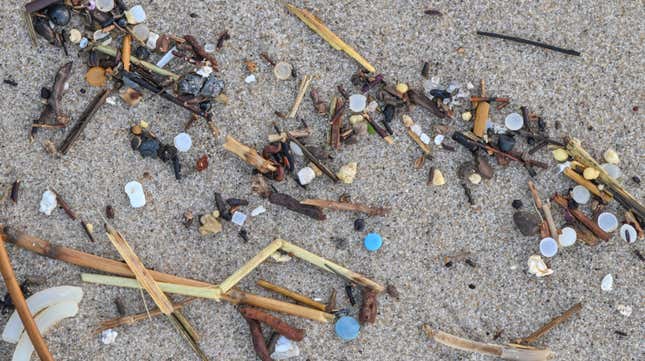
[552,148,568,162]
[125,5,146,24]
[138,138,159,157]
[245,74,257,84]
[124,181,146,208]
[601,274,613,291]
[619,224,637,243]
[601,163,621,179]
[273,62,293,80]
[603,149,620,164]
[597,212,618,232]
[132,24,150,42]
[335,316,360,341]
[100,329,118,344]
[174,133,192,152]
[289,141,303,156]
[93,30,110,41]
[95,0,115,12]
[461,111,472,121]
[571,185,591,204]
[68,29,82,44]
[410,123,422,136]
[364,233,382,251]
[270,251,292,263]
[497,134,516,152]
[504,113,523,130]
[419,133,431,144]
[431,168,445,186]
[270,336,300,360]
[251,206,266,217]
[196,66,213,78]
[146,32,159,49]
[297,167,316,185]
[559,227,577,247]
[616,304,632,317]
[395,83,409,95]
[468,173,482,185]
[366,100,378,113]
[539,237,558,257]
[86,67,107,87]
[348,94,367,113]
[48,4,71,26]
[354,218,365,232]
[156,47,177,68]
[583,167,600,180]
[434,134,444,145]
[337,162,357,184]
[231,211,247,226]
[204,43,216,53]
[79,37,89,49]
[199,211,222,235]
[527,255,553,277]
[39,190,57,216]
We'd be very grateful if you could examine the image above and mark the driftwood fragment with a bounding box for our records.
[300,198,389,216]
[239,306,305,341]
[224,135,277,173]
[552,194,610,241]
[257,279,326,311]
[514,302,582,345]
[423,325,553,361]
[359,288,378,324]
[244,317,272,361]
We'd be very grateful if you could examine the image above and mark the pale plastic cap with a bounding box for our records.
[273,62,292,80]
[124,181,145,208]
[348,94,367,113]
[174,133,192,152]
[96,0,115,12]
[559,227,577,247]
[619,224,637,243]
[571,185,591,204]
[539,237,558,257]
[597,212,618,232]
[601,163,621,179]
[504,113,523,131]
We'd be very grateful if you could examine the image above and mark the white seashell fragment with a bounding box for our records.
[271,335,300,360]
[527,255,553,277]
[11,302,79,361]
[601,274,613,291]
[39,190,57,216]
[3,286,83,343]
[125,5,146,24]
[616,304,632,317]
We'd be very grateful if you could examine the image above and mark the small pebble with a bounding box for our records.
[468,173,481,185]
[461,111,472,121]
[354,218,365,232]
[632,176,641,184]
[364,233,382,251]
[511,200,523,209]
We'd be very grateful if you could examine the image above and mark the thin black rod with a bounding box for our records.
[476,31,581,56]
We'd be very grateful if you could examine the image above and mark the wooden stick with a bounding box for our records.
[59,87,114,155]
[285,4,375,73]
[243,317,271,361]
[288,75,313,118]
[257,279,327,311]
[223,135,277,174]
[122,35,132,72]
[280,240,384,292]
[552,194,610,241]
[514,303,582,344]
[288,136,338,182]
[4,230,335,322]
[95,298,195,334]
[563,168,612,203]
[422,325,553,361]
[0,228,54,361]
[82,274,334,323]
[239,306,305,341]
[527,180,543,209]
[268,129,311,143]
[566,137,644,219]
[401,115,431,154]
[104,224,175,315]
[365,114,394,144]
[300,198,389,216]
[219,239,283,294]
[95,45,179,80]
[542,201,559,242]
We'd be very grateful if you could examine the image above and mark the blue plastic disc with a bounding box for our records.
[364,233,382,251]
[335,316,360,341]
